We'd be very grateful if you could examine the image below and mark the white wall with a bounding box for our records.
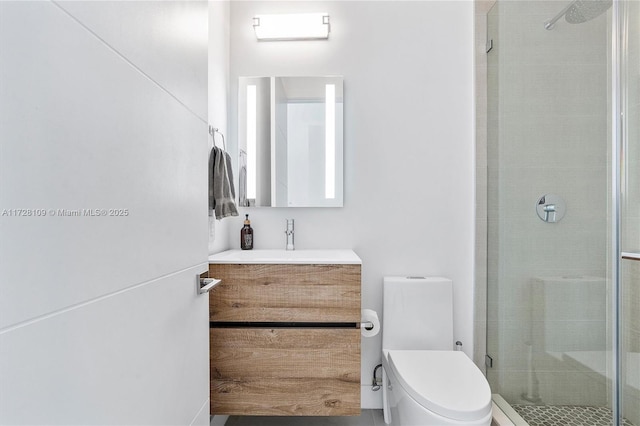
[209,0,233,253]
[227,1,475,408]
[0,1,209,424]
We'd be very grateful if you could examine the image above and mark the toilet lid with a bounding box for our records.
[388,350,492,422]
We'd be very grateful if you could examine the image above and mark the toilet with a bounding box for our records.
[382,276,492,426]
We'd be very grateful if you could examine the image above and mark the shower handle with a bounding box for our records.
[542,204,556,222]
[536,194,566,223]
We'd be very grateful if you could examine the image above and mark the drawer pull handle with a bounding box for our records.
[199,278,221,294]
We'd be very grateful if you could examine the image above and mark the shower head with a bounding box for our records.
[565,0,612,24]
[544,0,612,30]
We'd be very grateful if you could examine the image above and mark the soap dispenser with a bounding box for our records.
[240,214,253,250]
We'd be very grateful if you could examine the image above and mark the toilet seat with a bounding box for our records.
[387,350,492,422]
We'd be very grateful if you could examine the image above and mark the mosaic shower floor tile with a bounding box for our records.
[512,405,634,426]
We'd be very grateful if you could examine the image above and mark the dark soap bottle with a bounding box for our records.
[240,214,253,250]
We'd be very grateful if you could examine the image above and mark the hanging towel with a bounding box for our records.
[209,146,238,219]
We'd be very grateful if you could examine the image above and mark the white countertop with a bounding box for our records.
[208,249,362,265]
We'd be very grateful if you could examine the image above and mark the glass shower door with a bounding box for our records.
[485,0,614,424]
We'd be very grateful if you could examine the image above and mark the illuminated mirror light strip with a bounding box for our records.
[247,85,257,200]
[325,84,336,199]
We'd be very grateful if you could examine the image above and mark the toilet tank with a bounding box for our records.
[382,276,453,351]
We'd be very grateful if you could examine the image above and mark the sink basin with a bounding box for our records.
[208,249,361,265]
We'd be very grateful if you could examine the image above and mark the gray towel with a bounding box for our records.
[209,146,238,219]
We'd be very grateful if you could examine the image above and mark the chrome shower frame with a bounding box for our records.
[611,1,623,424]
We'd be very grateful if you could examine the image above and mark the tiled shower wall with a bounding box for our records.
[483,0,610,407]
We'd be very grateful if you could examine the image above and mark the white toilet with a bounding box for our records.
[382,276,492,426]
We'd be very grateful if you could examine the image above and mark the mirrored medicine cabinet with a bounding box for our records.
[237,76,343,208]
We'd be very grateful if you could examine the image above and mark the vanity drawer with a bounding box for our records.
[210,327,361,416]
[208,264,361,323]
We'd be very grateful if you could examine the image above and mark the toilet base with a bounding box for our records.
[382,366,492,426]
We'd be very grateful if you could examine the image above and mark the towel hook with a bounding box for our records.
[209,125,226,151]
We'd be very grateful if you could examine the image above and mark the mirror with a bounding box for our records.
[237,76,343,207]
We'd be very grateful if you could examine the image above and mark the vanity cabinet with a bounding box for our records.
[208,262,361,416]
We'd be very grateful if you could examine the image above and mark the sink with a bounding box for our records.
[208,249,361,265]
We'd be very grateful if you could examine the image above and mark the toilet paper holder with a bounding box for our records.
[360,321,375,330]
[360,309,380,337]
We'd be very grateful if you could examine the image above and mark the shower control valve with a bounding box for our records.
[536,194,566,223]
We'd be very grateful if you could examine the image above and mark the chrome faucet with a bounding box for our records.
[285,219,295,250]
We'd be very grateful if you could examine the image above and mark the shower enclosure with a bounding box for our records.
[480,0,640,424]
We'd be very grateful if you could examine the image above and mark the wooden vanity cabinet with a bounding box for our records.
[208,263,361,416]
